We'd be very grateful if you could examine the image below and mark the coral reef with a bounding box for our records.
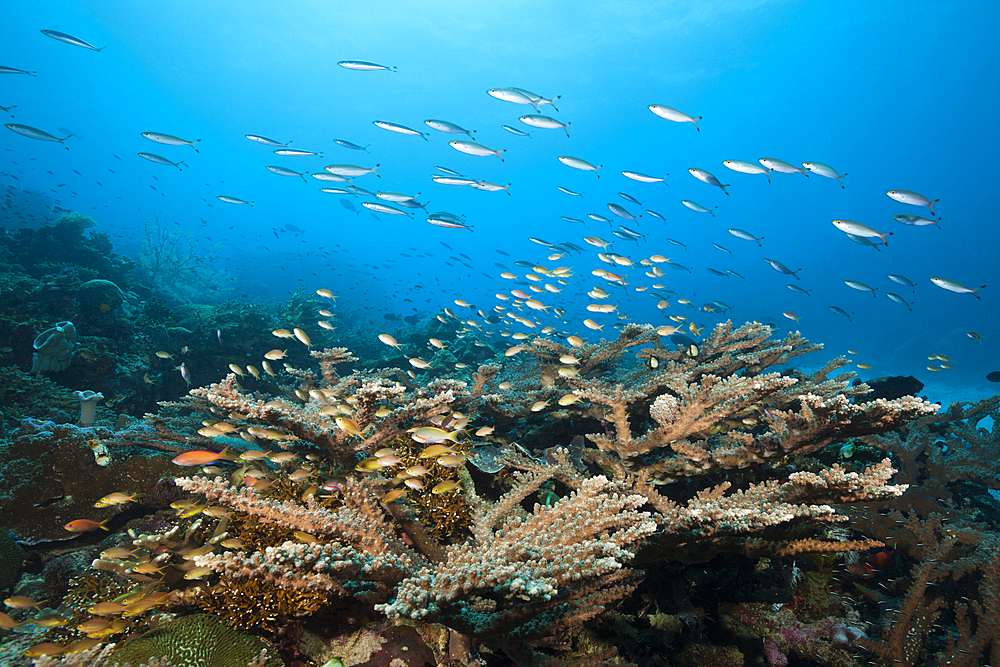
[0,220,997,667]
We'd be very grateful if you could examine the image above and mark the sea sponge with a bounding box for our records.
[72,390,104,427]
[30,321,76,373]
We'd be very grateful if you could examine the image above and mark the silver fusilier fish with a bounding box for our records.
[802,161,847,187]
[142,132,200,152]
[558,156,600,177]
[265,165,308,181]
[41,30,104,51]
[688,168,730,195]
[450,140,504,161]
[424,119,474,136]
[338,60,395,71]
[5,123,70,148]
[373,120,428,140]
[930,277,986,299]
[648,104,701,130]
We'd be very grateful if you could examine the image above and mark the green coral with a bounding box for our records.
[108,614,282,666]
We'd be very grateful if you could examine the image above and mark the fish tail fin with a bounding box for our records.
[880,232,894,246]
[219,445,239,462]
[975,285,986,299]
[694,118,701,132]
[929,199,940,216]
[192,140,201,153]
[99,519,110,531]
[178,161,186,170]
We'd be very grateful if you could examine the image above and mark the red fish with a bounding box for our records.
[849,549,895,578]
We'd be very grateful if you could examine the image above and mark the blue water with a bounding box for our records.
[3,1,998,402]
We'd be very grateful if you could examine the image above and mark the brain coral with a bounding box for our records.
[108,613,282,666]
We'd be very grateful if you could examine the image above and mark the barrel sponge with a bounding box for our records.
[108,614,282,666]
[0,530,25,593]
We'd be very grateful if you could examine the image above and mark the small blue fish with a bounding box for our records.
[0,65,37,76]
[501,124,530,137]
[334,139,368,151]
[763,258,801,280]
[828,306,853,321]
[338,60,395,72]
[41,30,104,51]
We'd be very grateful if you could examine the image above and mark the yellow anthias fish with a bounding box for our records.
[379,333,402,349]
[558,393,581,406]
[431,480,461,494]
[94,492,136,508]
[335,417,363,437]
[293,328,311,347]
[412,427,462,445]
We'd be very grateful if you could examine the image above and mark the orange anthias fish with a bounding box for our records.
[64,518,110,533]
[171,446,237,467]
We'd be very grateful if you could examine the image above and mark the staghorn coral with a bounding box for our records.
[173,449,655,658]
[853,513,1000,667]
[576,322,938,482]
